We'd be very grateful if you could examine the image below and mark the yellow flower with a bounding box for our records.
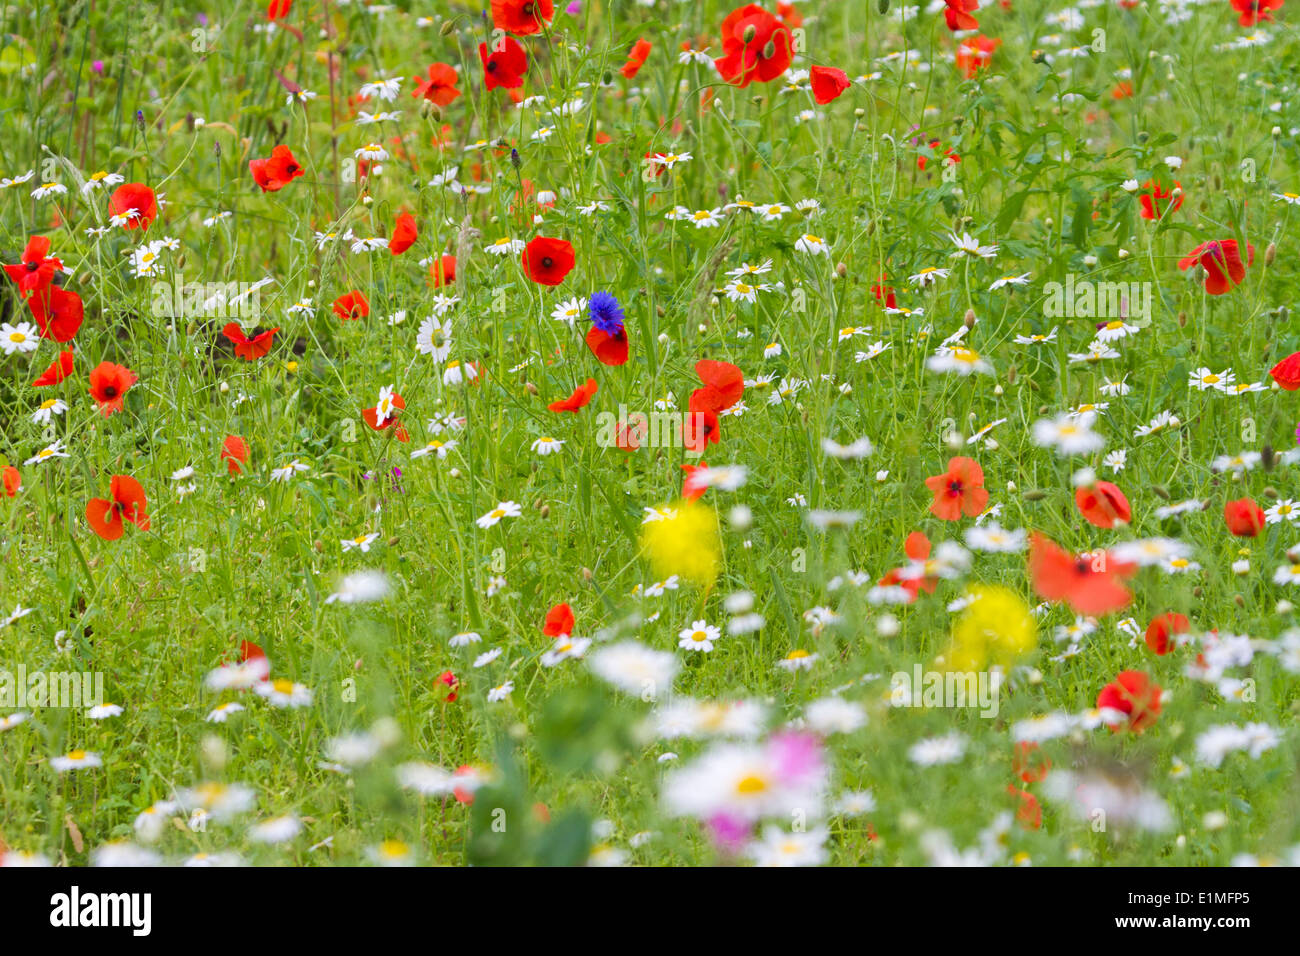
[946,585,1036,671]
[639,500,721,587]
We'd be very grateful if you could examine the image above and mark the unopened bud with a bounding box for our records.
[1266,242,1277,266]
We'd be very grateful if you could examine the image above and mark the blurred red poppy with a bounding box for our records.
[521,236,575,285]
[88,361,137,417]
[1096,670,1162,732]
[86,475,150,540]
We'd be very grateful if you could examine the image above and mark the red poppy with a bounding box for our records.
[714,4,795,88]
[917,139,960,172]
[1139,179,1182,220]
[682,395,721,454]
[479,37,529,90]
[1224,497,1266,537]
[428,255,457,288]
[221,435,249,476]
[362,392,410,442]
[1230,0,1282,25]
[412,63,461,106]
[2,466,19,498]
[248,144,305,192]
[925,456,989,521]
[1075,480,1131,529]
[543,602,575,637]
[1028,533,1135,616]
[1096,670,1162,732]
[333,290,370,320]
[88,361,137,417]
[1012,742,1050,784]
[586,326,629,366]
[389,212,417,255]
[490,0,553,35]
[1268,350,1300,390]
[32,349,74,387]
[1178,239,1254,295]
[222,323,279,361]
[809,65,850,104]
[682,461,710,501]
[1007,785,1041,830]
[108,182,158,230]
[776,1,803,25]
[871,277,897,309]
[439,670,460,703]
[267,0,292,18]
[878,531,938,601]
[28,285,84,342]
[521,236,575,286]
[943,0,979,31]
[4,235,63,299]
[1144,612,1189,655]
[85,474,150,540]
[695,360,745,411]
[955,34,1000,78]
[621,39,653,79]
[548,377,598,413]
[1111,80,1134,99]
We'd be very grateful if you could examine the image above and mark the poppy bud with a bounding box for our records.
[1264,486,1279,499]
[1177,311,1187,327]
[1006,366,1017,384]
[1023,489,1047,501]
[313,540,324,552]
[835,262,847,277]
[602,71,613,85]
[525,381,538,394]
[387,536,400,547]
[963,309,976,328]
[540,504,550,518]
[1266,242,1277,266]
[1193,586,1203,599]
[582,567,593,581]
[742,24,757,43]
[1234,594,1246,608]
[1151,484,1170,500]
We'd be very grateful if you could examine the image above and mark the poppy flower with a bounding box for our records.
[2,466,19,498]
[1230,0,1282,25]
[107,182,158,230]
[1012,741,1050,784]
[878,531,938,601]
[621,39,653,79]
[871,277,897,309]
[548,377,598,413]
[429,255,456,288]
[333,290,370,320]
[362,391,410,442]
[682,395,720,454]
[1111,80,1134,99]
[714,4,795,88]
[88,361,137,417]
[221,435,249,476]
[1007,785,1041,830]
[1224,497,1265,537]
[1144,612,1189,655]
[521,236,575,286]
[248,144,305,193]
[809,65,850,104]
[267,0,292,18]
[439,670,460,703]
[85,475,150,540]
[1028,533,1135,616]
[490,0,553,35]
[222,323,279,361]
[28,285,84,342]
[917,139,960,172]
[776,1,803,26]
[925,456,989,521]
[4,235,63,299]
[943,0,979,31]
[955,34,1000,78]
[1178,239,1254,295]
[682,461,710,501]
[615,420,645,452]
[695,359,745,411]
[412,63,461,106]
[1075,480,1131,528]
[479,37,528,90]
[586,326,629,366]
[389,212,417,255]
[1268,350,1300,390]
[1138,179,1182,220]
[1096,670,1162,732]
[543,602,575,637]
[32,349,74,387]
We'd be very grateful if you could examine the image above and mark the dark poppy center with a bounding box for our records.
[487,61,498,71]
[523,1,534,13]
[102,386,118,398]
[948,479,963,495]
[25,261,38,272]
[542,256,554,269]
[1074,558,1090,575]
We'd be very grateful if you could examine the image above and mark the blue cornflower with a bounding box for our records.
[588,291,625,335]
